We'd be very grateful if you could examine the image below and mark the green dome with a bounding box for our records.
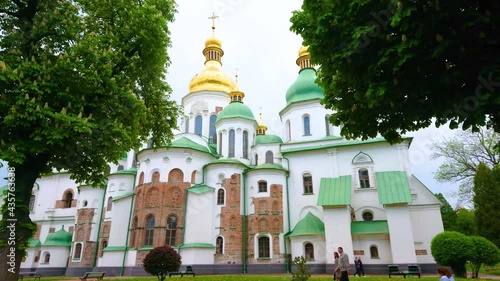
[42,228,72,247]
[216,102,256,123]
[255,134,283,145]
[285,68,324,105]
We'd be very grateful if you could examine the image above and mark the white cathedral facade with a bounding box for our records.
[6,29,444,276]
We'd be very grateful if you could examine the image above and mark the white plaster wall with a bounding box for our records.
[323,207,353,264]
[181,91,230,136]
[280,101,335,142]
[216,118,257,162]
[289,235,327,263]
[31,174,78,222]
[352,234,393,264]
[99,251,124,267]
[252,143,283,166]
[185,192,214,245]
[125,250,137,266]
[106,174,135,201]
[386,206,417,263]
[20,248,38,268]
[108,197,133,247]
[245,170,286,211]
[180,248,215,265]
[38,247,69,268]
[410,205,443,264]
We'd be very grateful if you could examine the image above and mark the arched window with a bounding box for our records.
[217,189,225,205]
[286,120,291,142]
[258,236,270,258]
[74,243,82,259]
[130,216,138,248]
[325,115,330,136]
[191,170,197,184]
[184,116,189,133]
[242,130,249,159]
[258,181,267,193]
[144,215,155,246]
[362,211,374,221]
[255,154,258,165]
[303,115,311,135]
[305,243,314,260]
[265,151,273,164]
[218,132,223,154]
[228,129,235,157]
[152,171,160,182]
[100,240,108,257]
[359,168,370,188]
[303,173,313,194]
[216,236,224,254]
[82,200,88,207]
[195,115,203,136]
[106,197,113,211]
[370,245,379,258]
[64,190,73,208]
[117,165,124,171]
[29,195,36,212]
[43,252,51,263]
[139,172,145,185]
[165,215,177,246]
[209,115,217,143]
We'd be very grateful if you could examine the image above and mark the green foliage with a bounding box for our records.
[290,0,500,144]
[291,256,311,281]
[143,246,182,281]
[431,231,474,277]
[469,236,500,278]
[431,129,500,205]
[435,193,457,231]
[474,163,500,248]
[455,208,477,236]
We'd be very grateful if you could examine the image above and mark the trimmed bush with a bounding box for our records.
[143,246,182,281]
[431,231,473,277]
[469,236,500,278]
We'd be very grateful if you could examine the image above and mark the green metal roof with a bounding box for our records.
[287,212,325,237]
[351,220,389,235]
[285,68,324,105]
[216,102,256,123]
[376,171,412,205]
[281,137,413,154]
[109,168,137,176]
[250,163,287,172]
[28,238,41,247]
[255,134,283,145]
[180,243,215,249]
[102,246,128,252]
[317,176,352,206]
[112,192,134,202]
[187,184,215,194]
[204,158,249,168]
[169,137,213,154]
[42,228,72,247]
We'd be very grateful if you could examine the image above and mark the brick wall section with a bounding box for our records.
[132,169,190,265]
[69,208,97,267]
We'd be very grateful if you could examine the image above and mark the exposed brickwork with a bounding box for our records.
[70,208,97,267]
[415,249,428,255]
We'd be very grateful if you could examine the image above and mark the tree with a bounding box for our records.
[143,246,182,281]
[0,1,179,280]
[290,0,500,144]
[291,256,311,281]
[431,231,474,278]
[431,129,500,205]
[435,193,457,231]
[473,163,500,248]
[469,236,500,279]
[455,208,477,236]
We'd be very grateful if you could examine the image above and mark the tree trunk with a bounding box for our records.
[0,155,49,281]
[452,263,468,278]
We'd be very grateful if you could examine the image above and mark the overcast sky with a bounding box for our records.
[0,0,461,206]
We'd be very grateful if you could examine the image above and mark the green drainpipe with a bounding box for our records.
[120,172,137,276]
[242,168,251,274]
[282,155,292,274]
[92,183,107,270]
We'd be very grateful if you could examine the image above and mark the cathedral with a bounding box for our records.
[9,24,444,276]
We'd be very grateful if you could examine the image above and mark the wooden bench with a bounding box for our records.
[405,265,421,278]
[169,265,195,277]
[388,265,406,278]
[388,265,421,278]
[18,272,41,281]
[80,272,106,280]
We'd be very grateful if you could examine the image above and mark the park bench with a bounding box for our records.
[169,265,195,277]
[388,265,421,278]
[79,271,106,280]
[388,265,406,278]
[405,265,421,278]
[18,272,41,281]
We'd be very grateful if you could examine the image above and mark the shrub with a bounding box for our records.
[143,246,182,281]
[291,255,310,281]
[469,236,500,278]
[431,231,473,277]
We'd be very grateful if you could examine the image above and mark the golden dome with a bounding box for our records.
[298,45,309,57]
[188,61,235,94]
[205,35,222,48]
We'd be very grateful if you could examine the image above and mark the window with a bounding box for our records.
[265,151,273,164]
[74,243,82,259]
[82,200,88,207]
[184,116,189,133]
[218,132,223,154]
[144,215,155,246]
[209,115,217,143]
[303,115,311,135]
[64,191,73,208]
[359,168,370,188]
[29,195,36,212]
[152,171,160,182]
[216,236,223,254]
[139,172,145,185]
[255,154,258,165]
[258,181,267,193]
[258,236,270,258]
[165,215,177,246]
[325,115,330,136]
[43,252,50,263]
[305,243,314,260]
[370,245,379,258]
[130,217,138,248]
[228,129,235,157]
[100,240,108,257]
[107,197,113,211]
[242,130,249,159]
[303,173,313,194]
[217,189,225,205]
[195,115,203,136]
[286,120,291,142]
[117,165,124,171]
[362,211,374,221]
[49,227,55,233]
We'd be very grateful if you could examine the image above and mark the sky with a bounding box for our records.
[0,0,461,206]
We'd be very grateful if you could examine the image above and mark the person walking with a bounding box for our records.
[357,257,365,277]
[334,252,341,281]
[354,257,361,276]
[338,247,350,281]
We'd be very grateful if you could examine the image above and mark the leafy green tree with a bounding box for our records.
[143,246,182,281]
[469,236,500,279]
[431,129,499,205]
[0,1,179,280]
[431,231,474,278]
[473,163,500,248]
[291,255,311,281]
[435,193,457,231]
[290,0,500,144]
[455,208,477,236]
